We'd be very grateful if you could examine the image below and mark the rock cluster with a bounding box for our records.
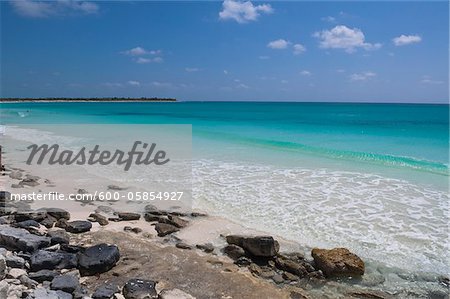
[0,199,122,298]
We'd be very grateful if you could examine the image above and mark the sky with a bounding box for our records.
[0,0,448,103]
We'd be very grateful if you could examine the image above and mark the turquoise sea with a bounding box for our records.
[1,102,449,278]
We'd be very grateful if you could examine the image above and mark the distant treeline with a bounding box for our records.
[0,97,177,102]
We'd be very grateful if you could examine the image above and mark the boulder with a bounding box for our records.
[77,243,120,276]
[122,278,157,299]
[29,269,59,282]
[13,219,40,229]
[5,255,26,268]
[30,250,78,271]
[51,274,80,294]
[275,256,308,277]
[154,223,179,237]
[48,229,70,245]
[92,283,120,299]
[117,212,141,221]
[144,213,163,222]
[223,245,245,260]
[0,225,51,252]
[64,220,92,234]
[311,248,364,277]
[41,208,71,220]
[14,210,47,222]
[226,235,279,257]
[158,288,196,299]
[40,215,58,229]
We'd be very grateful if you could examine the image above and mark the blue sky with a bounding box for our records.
[1,0,448,102]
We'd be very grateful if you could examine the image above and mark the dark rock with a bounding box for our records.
[131,227,142,234]
[154,223,179,237]
[144,205,168,215]
[190,212,207,217]
[64,220,92,234]
[117,212,141,221]
[14,210,47,222]
[225,235,245,247]
[13,219,40,229]
[275,256,308,277]
[48,229,70,245]
[311,248,365,278]
[77,243,120,276]
[235,256,252,267]
[223,244,245,260]
[30,250,78,271]
[73,286,89,299]
[122,278,157,299]
[55,219,68,229]
[60,244,85,253]
[51,274,80,294]
[225,234,281,257]
[124,226,133,232]
[196,243,214,253]
[40,215,57,229]
[144,213,163,222]
[107,185,127,191]
[5,255,25,268]
[89,213,109,226]
[29,269,59,283]
[42,208,71,220]
[92,283,119,299]
[0,225,51,252]
[176,242,192,250]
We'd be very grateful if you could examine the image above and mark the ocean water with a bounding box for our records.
[1,102,449,279]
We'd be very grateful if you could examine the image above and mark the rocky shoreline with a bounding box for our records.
[1,161,449,298]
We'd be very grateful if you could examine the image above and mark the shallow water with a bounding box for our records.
[1,102,449,289]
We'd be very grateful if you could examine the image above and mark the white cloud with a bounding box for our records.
[223,70,229,75]
[392,34,422,46]
[300,70,311,76]
[421,76,443,85]
[349,71,376,81]
[314,25,381,53]
[293,43,306,55]
[267,39,289,49]
[135,57,163,64]
[122,47,161,56]
[219,0,273,23]
[127,80,140,86]
[185,67,199,72]
[10,0,99,18]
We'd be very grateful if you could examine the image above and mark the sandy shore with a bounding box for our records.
[1,134,448,299]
